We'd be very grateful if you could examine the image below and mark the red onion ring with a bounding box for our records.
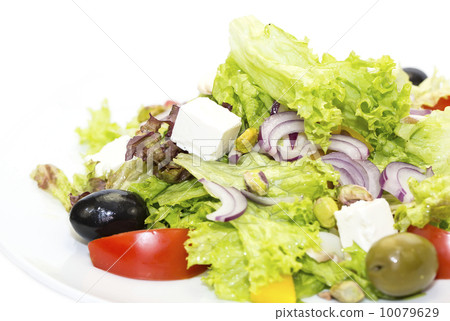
[379,162,427,203]
[356,159,382,198]
[328,135,369,160]
[199,179,247,222]
[410,109,432,116]
[321,155,367,187]
[259,111,300,153]
[228,147,242,165]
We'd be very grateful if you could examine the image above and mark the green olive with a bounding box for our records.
[366,232,438,297]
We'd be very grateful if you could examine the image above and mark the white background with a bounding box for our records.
[1,0,450,319]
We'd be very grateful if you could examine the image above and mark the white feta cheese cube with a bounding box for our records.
[171,97,242,161]
[335,198,398,252]
[85,135,130,176]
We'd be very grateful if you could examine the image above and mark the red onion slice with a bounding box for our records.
[288,133,298,149]
[267,120,305,156]
[330,165,355,186]
[277,134,316,162]
[426,167,434,178]
[241,190,302,206]
[328,135,370,160]
[321,157,367,187]
[356,159,382,198]
[410,109,432,116]
[379,162,427,203]
[199,179,247,222]
[270,101,281,115]
[259,111,300,152]
[228,147,242,165]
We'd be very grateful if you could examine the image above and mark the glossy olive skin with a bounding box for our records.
[403,67,427,86]
[69,189,148,241]
[366,233,438,297]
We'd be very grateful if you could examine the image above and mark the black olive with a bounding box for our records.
[403,67,427,86]
[69,189,149,241]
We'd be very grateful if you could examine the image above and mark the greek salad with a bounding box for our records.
[32,16,450,303]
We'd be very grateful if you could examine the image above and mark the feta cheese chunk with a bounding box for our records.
[171,97,241,161]
[335,199,398,252]
[85,135,130,176]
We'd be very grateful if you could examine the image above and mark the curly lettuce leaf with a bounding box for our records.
[186,202,320,301]
[227,16,411,151]
[128,176,217,228]
[395,174,450,231]
[397,109,450,175]
[373,108,450,171]
[212,56,273,130]
[293,271,326,301]
[231,203,319,293]
[186,222,251,301]
[174,152,338,200]
[31,161,103,211]
[31,164,75,211]
[76,100,123,155]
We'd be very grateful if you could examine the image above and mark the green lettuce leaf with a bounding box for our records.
[227,16,411,150]
[31,164,75,211]
[76,101,123,155]
[396,109,450,175]
[186,202,320,300]
[174,152,338,200]
[186,222,251,302]
[372,104,450,172]
[267,198,317,226]
[212,56,273,130]
[293,271,326,301]
[128,176,219,228]
[395,174,450,231]
[299,243,388,301]
[31,161,105,211]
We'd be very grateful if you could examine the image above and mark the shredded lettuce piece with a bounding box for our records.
[76,100,123,155]
[128,176,218,228]
[174,152,338,200]
[395,174,450,231]
[226,16,411,151]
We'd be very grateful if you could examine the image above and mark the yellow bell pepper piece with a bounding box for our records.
[250,275,296,303]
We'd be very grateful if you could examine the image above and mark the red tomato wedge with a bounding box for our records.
[88,228,208,280]
[408,224,450,279]
[422,96,450,111]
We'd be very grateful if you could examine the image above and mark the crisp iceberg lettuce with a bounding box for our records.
[225,16,411,151]
[174,152,339,200]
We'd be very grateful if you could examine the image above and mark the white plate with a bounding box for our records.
[1,0,450,303]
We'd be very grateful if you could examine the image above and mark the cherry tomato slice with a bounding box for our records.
[88,228,208,280]
[422,96,450,111]
[408,224,450,279]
